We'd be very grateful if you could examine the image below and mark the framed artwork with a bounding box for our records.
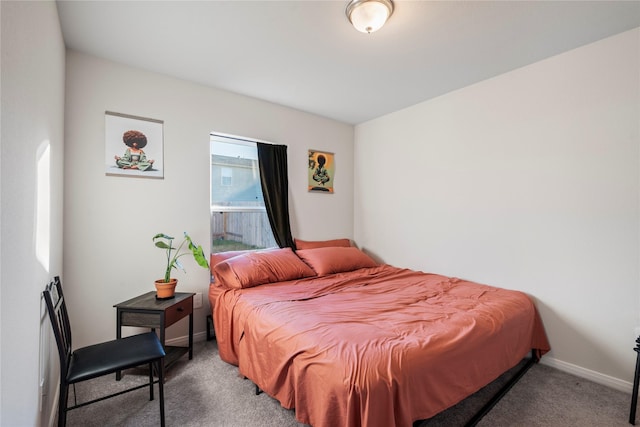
[308,149,334,193]
[105,111,164,179]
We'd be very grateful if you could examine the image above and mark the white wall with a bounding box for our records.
[354,28,640,389]
[5,6,633,425]
[64,51,354,349]
[1,1,66,425]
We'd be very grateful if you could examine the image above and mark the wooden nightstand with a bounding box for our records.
[114,291,194,380]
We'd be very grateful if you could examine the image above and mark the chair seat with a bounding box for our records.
[67,332,165,384]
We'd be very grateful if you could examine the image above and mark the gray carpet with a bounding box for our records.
[65,340,634,426]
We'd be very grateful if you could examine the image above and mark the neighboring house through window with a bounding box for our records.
[220,167,232,186]
[210,133,277,253]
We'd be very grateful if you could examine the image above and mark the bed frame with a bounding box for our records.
[460,350,538,426]
[248,348,539,426]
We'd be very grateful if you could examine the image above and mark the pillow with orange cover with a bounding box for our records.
[295,246,378,276]
[294,238,351,250]
[210,250,253,285]
[213,247,316,289]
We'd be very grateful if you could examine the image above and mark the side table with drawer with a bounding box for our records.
[114,291,194,380]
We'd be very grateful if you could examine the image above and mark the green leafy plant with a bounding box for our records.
[153,232,209,283]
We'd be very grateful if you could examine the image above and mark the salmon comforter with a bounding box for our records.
[210,264,549,427]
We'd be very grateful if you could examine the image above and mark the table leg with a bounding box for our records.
[158,319,164,345]
[116,310,122,380]
[188,312,193,359]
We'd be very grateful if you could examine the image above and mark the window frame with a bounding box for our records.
[210,132,277,252]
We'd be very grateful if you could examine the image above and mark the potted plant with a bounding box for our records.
[153,232,209,299]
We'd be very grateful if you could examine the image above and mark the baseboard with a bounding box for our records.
[540,356,633,394]
[47,382,59,427]
[165,330,207,347]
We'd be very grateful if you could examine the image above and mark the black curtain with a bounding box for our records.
[257,142,295,249]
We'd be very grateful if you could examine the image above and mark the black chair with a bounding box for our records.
[630,336,640,424]
[43,276,166,427]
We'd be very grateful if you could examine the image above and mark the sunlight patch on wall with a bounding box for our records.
[36,141,50,273]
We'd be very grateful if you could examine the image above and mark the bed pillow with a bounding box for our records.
[295,246,378,276]
[294,238,351,250]
[210,250,253,284]
[213,247,316,289]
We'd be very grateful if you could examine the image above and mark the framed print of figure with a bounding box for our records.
[105,111,164,179]
[308,150,334,193]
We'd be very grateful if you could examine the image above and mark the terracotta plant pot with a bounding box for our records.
[155,278,177,299]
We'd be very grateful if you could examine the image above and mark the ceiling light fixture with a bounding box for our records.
[346,0,394,34]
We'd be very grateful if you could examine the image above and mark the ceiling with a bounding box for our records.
[56,1,640,125]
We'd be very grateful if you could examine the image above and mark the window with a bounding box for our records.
[210,133,277,253]
[220,167,232,186]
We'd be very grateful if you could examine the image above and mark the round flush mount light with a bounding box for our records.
[346,0,394,34]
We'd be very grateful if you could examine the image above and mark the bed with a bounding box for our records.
[208,242,550,427]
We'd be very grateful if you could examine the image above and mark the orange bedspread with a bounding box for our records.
[210,265,549,427]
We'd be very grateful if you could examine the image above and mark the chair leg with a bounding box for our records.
[148,362,155,401]
[630,339,640,424]
[157,359,165,427]
[58,382,69,427]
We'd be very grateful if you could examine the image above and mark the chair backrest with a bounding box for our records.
[43,276,73,374]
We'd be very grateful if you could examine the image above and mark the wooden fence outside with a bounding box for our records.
[210,210,277,250]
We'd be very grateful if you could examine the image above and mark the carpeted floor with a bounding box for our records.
[65,339,634,426]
